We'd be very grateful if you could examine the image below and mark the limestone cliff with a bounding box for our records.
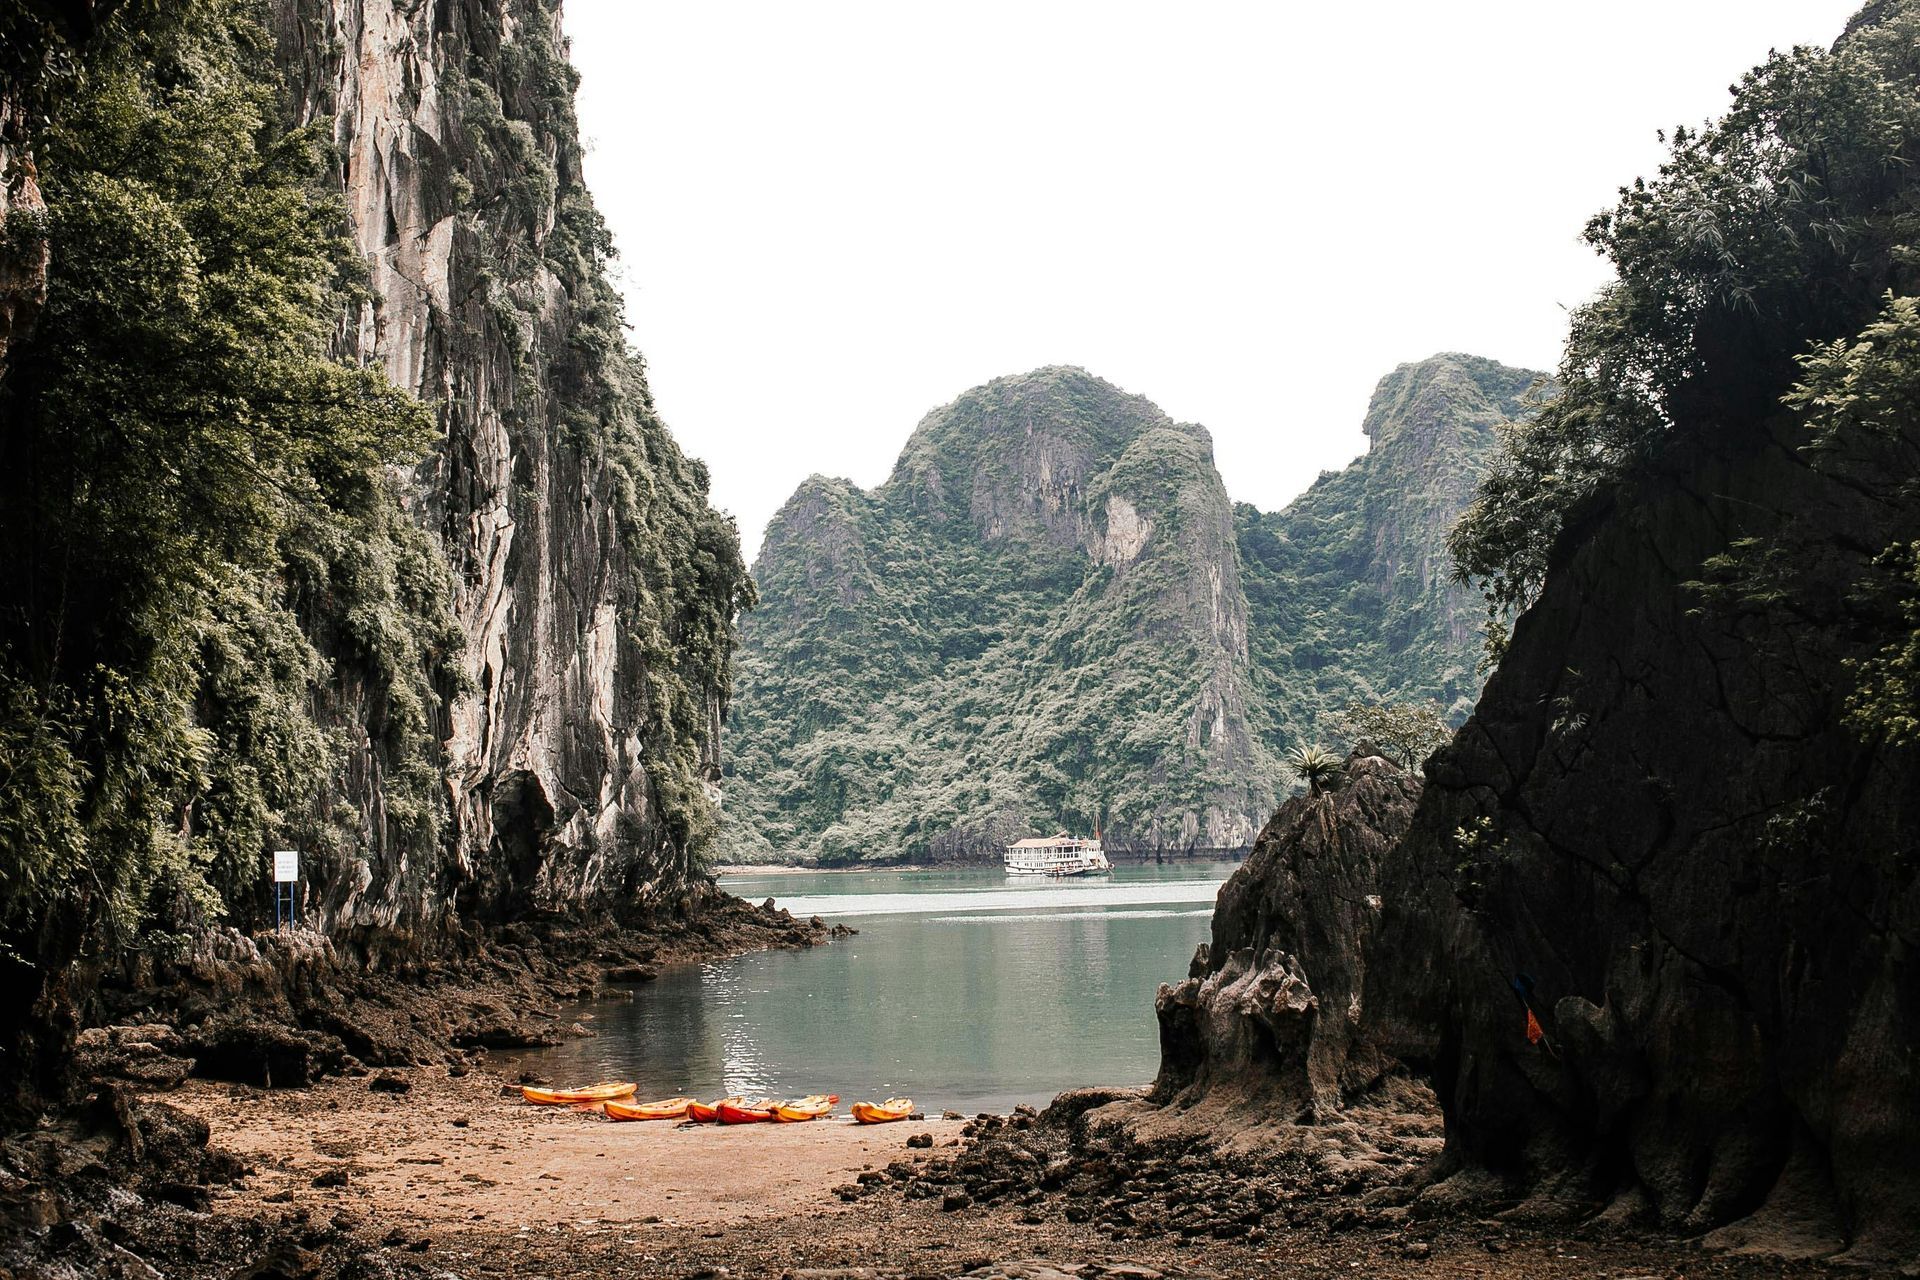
[726,368,1272,862]
[725,358,1531,865]
[1238,353,1539,739]
[1153,19,1920,1264]
[1155,748,1422,1115]
[265,0,748,927]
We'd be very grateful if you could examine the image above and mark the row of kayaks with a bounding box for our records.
[518,1082,916,1125]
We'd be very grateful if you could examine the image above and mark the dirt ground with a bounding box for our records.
[165,1066,1853,1280]
[184,1070,968,1230]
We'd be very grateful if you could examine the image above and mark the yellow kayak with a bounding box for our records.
[521,1081,637,1106]
[850,1097,914,1124]
[605,1096,696,1121]
[773,1094,840,1122]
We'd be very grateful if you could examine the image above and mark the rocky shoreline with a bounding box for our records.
[0,887,841,1279]
[71,887,842,1093]
[1,1059,1863,1280]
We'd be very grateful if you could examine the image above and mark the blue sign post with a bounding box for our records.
[272,849,299,930]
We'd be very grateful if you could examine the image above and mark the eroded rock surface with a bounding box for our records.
[1154,750,1422,1117]
[263,0,747,929]
[1362,409,1920,1264]
[1155,423,1920,1264]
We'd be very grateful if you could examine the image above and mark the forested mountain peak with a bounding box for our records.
[725,356,1538,864]
[879,365,1210,557]
[1359,352,1538,451]
[1235,353,1542,740]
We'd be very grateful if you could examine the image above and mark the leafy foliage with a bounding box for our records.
[1331,701,1453,770]
[1450,15,1920,652]
[1703,292,1920,745]
[1284,744,1343,796]
[0,0,457,956]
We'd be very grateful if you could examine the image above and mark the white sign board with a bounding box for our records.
[273,850,299,883]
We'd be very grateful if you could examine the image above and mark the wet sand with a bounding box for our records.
[165,1066,1842,1279]
[182,1069,964,1229]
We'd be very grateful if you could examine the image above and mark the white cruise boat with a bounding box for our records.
[1005,831,1112,877]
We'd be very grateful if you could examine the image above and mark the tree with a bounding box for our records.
[0,0,453,1002]
[1450,14,1920,656]
[1284,744,1343,797]
[1332,701,1452,770]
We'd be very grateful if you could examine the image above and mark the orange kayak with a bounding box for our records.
[773,1094,840,1122]
[521,1081,637,1106]
[850,1098,914,1124]
[686,1096,740,1124]
[716,1098,780,1124]
[605,1096,696,1121]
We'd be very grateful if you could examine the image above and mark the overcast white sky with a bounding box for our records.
[565,1,1862,562]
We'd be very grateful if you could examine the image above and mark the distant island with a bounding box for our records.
[720,356,1538,865]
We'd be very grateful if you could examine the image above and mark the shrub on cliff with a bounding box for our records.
[0,0,459,1098]
[1451,12,1920,657]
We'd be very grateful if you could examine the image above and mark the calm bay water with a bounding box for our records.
[512,862,1234,1114]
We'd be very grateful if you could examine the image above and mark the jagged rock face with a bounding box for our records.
[727,359,1528,865]
[1154,414,1917,1261]
[0,92,46,377]
[1154,751,1422,1115]
[1359,411,1920,1260]
[1237,353,1540,737]
[726,367,1274,863]
[0,5,118,373]
[267,0,742,926]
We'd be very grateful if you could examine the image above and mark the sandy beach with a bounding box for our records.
[155,1065,1844,1279]
[184,1069,965,1230]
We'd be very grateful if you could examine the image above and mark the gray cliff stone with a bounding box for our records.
[265,0,742,927]
[1154,750,1422,1117]
[1161,405,1920,1263]
[1363,410,1920,1262]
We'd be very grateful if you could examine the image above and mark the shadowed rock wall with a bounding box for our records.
[1155,749,1422,1117]
[1365,412,1920,1263]
[1160,413,1920,1264]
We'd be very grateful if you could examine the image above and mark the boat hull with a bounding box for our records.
[773,1094,839,1122]
[717,1101,779,1124]
[605,1097,694,1121]
[521,1082,637,1106]
[850,1098,914,1124]
[1003,834,1112,877]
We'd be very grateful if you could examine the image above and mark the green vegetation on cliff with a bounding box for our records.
[0,0,749,1101]
[0,0,455,968]
[1450,12,1920,677]
[724,356,1538,865]
[723,370,1268,864]
[1239,354,1538,741]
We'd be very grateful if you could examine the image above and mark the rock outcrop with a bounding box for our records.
[1154,748,1422,1117]
[1153,285,1920,1275]
[1154,421,1919,1264]
[265,0,749,927]
[1354,409,1920,1263]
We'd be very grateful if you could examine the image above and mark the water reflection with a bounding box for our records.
[511,862,1233,1114]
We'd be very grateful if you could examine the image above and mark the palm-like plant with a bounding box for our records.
[1285,743,1343,796]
